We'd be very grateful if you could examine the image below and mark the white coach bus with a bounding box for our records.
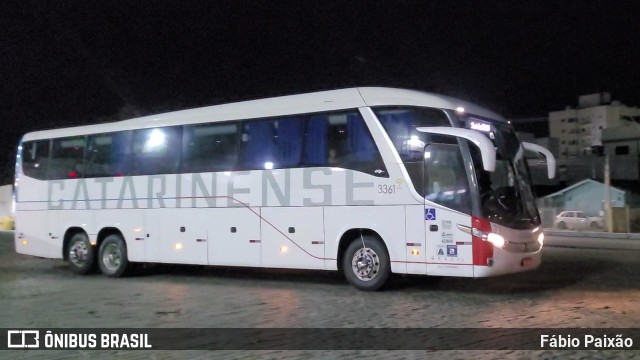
[14,87,555,291]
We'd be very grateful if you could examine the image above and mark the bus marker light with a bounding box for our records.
[174,243,183,250]
[22,240,28,245]
[280,246,288,253]
[411,249,419,256]
[521,257,533,267]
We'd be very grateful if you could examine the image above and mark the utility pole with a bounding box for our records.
[604,155,613,232]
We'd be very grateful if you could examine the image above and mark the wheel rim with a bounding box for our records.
[351,247,380,281]
[69,240,89,267]
[102,243,122,272]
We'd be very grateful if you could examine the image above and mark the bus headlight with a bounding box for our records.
[537,232,544,246]
[487,233,505,248]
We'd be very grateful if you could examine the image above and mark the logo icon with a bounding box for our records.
[425,208,436,221]
[7,330,39,348]
[447,245,458,257]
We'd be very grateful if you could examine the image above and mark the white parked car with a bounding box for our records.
[554,211,604,230]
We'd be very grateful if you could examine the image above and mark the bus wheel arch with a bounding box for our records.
[63,227,96,275]
[337,228,391,291]
[96,227,133,277]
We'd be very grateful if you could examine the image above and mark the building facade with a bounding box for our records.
[549,93,640,158]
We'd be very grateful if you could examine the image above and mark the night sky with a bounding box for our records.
[2,0,639,183]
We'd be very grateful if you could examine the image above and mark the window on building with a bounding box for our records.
[615,145,630,155]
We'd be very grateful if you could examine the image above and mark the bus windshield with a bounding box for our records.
[373,106,540,229]
[462,116,540,229]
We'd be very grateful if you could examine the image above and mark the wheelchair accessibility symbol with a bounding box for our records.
[425,208,436,221]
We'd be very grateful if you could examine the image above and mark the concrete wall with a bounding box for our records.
[612,207,640,233]
[0,185,12,217]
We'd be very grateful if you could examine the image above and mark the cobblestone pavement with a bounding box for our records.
[0,233,638,359]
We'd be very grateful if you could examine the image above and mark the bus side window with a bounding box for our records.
[236,111,387,175]
[304,115,329,166]
[50,136,86,179]
[183,122,239,173]
[85,131,133,177]
[424,143,472,215]
[321,111,387,177]
[241,116,303,170]
[21,140,50,180]
[132,127,182,175]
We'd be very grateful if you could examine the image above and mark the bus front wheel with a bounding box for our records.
[98,234,131,277]
[343,235,390,291]
[67,232,96,275]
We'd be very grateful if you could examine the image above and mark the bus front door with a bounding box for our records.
[423,143,474,277]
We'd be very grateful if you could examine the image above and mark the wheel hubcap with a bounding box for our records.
[102,243,121,272]
[69,241,88,267]
[351,248,380,281]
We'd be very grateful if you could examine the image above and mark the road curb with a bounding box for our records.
[545,229,640,240]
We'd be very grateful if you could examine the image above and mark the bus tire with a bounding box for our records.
[67,232,96,275]
[98,234,131,277]
[343,235,390,291]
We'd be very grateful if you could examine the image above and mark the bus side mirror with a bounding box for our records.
[416,126,496,172]
[522,142,556,179]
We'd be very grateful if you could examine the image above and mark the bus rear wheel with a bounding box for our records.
[343,235,390,291]
[98,234,132,277]
[67,232,96,275]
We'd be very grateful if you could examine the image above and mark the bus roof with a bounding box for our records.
[21,87,505,141]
